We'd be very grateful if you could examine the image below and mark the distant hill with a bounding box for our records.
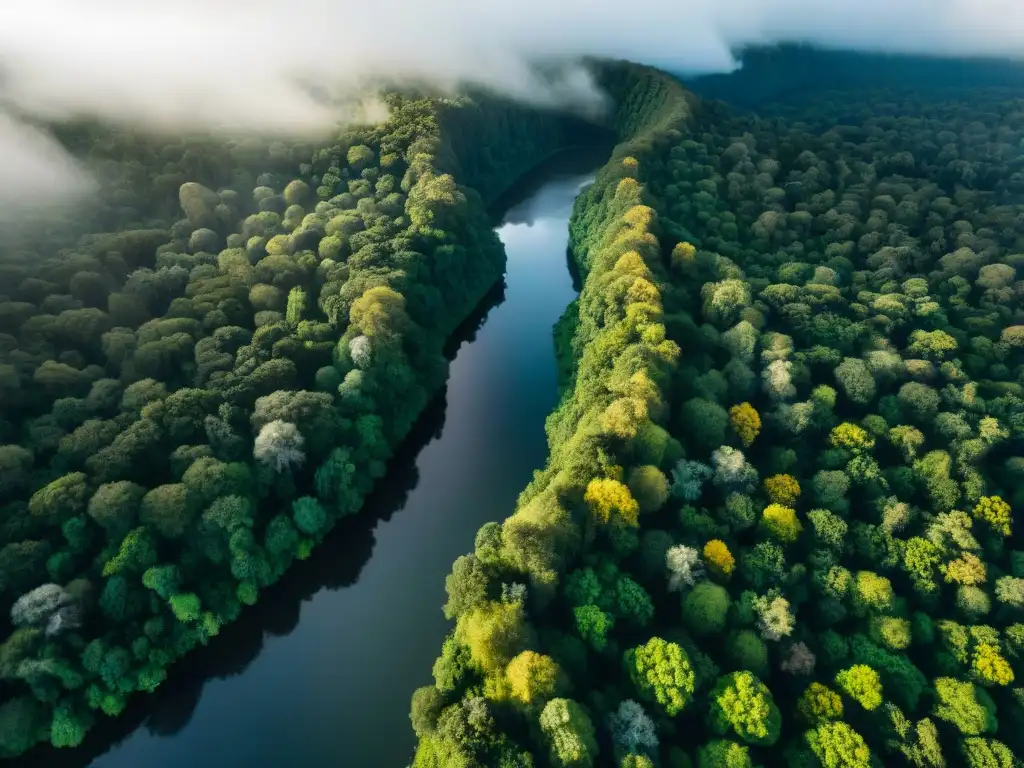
[685,43,1024,108]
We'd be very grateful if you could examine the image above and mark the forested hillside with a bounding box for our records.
[5,49,1024,766]
[0,91,588,756]
[412,65,1024,767]
[687,44,1024,109]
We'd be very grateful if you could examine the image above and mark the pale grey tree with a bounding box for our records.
[711,446,758,492]
[607,699,659,756]
[349,335,372,370]
[665,545,704,592]
[780,641,816,676]
[753,592,795,641]
[253,420,306,472]
[11,584,73,629]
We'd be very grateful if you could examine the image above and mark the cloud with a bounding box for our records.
[0,113,97,228]
[1,0,1023,216]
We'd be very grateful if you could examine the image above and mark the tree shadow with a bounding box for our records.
[15,143,610,768]
[14,280,508,768]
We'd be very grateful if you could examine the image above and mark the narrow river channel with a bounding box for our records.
[33,146,607,768]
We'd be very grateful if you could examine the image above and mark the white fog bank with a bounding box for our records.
[0,0,1022,213]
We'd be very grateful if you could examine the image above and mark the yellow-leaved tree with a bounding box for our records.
[729,403,761,447]
[584,478,640,529]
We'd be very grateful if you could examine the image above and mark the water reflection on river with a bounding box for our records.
[25,146,607,768]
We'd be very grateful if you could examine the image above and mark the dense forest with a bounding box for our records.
[3,46,1024,767]
[411,63,1024,767]
[0,84,594,756]
[687,44,1024,109]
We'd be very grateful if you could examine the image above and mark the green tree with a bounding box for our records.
[444,555,490,620]
[28,473,89,525]
[961,737,1015,768]
[683,582,731,637]
[0,697,45,758]
[292,496,328,538]
[627,465,670,514]
[797,682,844,724]
[169,593,202,623]
[574,605,614,652]
[932,677,997,736]
[139,484,196,539]
[725,630,768,677]
[103,527,158,576]
[141,564,181,600]
[680,398,729,452]
[539,698,599,767]
[708,671,781,746]
[834,358,875,405]
[835,665,883,711]
[49,701,90,748]
[455,600,532,674]
[805,722,871,768]
[505,651,564,707]
[697,739,753,768]
[409,686,445,738]
[624,637,696,716]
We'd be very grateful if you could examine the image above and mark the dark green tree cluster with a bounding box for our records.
[413,66,1024,768]
[0,93,577,756]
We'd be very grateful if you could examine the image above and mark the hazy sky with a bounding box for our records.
[0,0,1022,215]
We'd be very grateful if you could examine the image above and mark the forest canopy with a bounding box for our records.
[411,63,1024,768]
[3,46,1024,767]
[0,85,587,757]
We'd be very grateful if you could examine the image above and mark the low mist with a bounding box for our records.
[1,0,1023,216]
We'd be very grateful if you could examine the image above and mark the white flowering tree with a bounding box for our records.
[763,358,796,401]
[665,545,704,592]
[711,446,758,492]
[253,420,306,472]
[753,592,795,641]
[349,335,372,370]
[11,583,79,636]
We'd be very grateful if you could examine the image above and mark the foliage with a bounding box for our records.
[697,739,753,768]
[539,698,599,767]
[703,539,735,579]
[972,497,1012,538]
[607,699,659,758]
[585,478,640,528]
[708,671,781,746]
[667,545,705,591]
[382,62,1024,768]
[805,722,871,768]
[505,651,563,707]
[683,582,731,637]
[252,420,305,473]
[763,474,800,505]
[760,504,803,544]
[0,86,576,756]
[455,600,532,674]
[835,665,883,711]
[624,637,696,716]
[797,682,844,724]
[729,403,761,447]
[932,677,997,736]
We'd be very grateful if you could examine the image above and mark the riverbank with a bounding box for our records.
[409,62,695,766]
[0,86,597,760]
[19,145,609,768]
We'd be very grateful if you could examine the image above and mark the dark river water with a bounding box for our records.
[26,146,607,768]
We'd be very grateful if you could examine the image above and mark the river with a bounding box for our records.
[25,146,608,768]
